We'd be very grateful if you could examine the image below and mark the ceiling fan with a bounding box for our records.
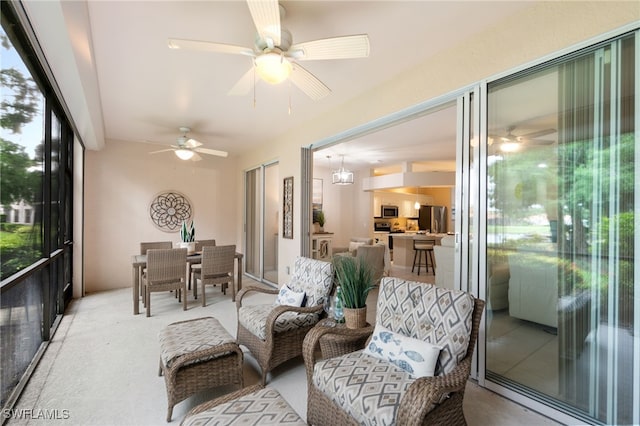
[491,126,556,152]
[167,0,370,100]
[150,127,228,161]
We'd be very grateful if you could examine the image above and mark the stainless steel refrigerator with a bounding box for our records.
[418,205,447,233]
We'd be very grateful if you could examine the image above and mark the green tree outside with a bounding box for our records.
[0,33,43,279]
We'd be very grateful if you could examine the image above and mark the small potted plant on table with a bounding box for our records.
[179,220,196,254]
[332,255,374,328]
[313,210,325,233]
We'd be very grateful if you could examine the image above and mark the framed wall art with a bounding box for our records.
[312,178,323,211]
[149,191,193,232]
[283,176,294,239]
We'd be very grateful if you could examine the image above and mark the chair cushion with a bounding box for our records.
[377,277,475,376]
[348,241,366,253]
[238,304,319,340]
[313,351,414,426]
[275,285,305,307]
[364,324,442,377]
[158,317,236,368]
[288,257,333,308]
[182,387,305,426]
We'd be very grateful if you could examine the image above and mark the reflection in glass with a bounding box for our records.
[486,34,636,424]
[0,25,45,280]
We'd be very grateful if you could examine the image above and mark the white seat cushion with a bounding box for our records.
[158,317,236,368]
[182,387,305,426]
[313,351,414,426]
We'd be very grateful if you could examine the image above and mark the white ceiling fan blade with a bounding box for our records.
[149,148,174,154]
[184,138,202,148]
[519,128,557,140]
[167,38,255,57]
[246,0,281,48]
[195,147,229,158]
[289,63,330,100]
[288,34,370,61]
[190,152,203,162]
[228,67,255,96]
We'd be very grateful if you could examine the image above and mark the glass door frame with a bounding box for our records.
[243,160,279,286]
[477,26,639,426]
[300,22,638,426]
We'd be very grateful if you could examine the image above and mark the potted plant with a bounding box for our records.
[332,255,374,328]
[313,210,325,233]
[179,220,196,254]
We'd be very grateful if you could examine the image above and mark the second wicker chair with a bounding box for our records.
[193,245,235,307]
[143,248,188,317]
[236,256,334,385]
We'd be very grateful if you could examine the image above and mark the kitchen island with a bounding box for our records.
[391,233,447,269]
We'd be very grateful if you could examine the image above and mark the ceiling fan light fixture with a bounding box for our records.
[500,142,521,153]
[175,149,194,160]
[255,51,292,84]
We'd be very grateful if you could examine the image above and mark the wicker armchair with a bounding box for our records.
[236,256,334,385]
[303,277,485,426]
[192,245,235,306]
[143,248,188,317]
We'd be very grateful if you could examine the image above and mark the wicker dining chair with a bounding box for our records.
[143,248,188,317]
[303,277,485,426]
[194,239,216,252]
[192,245,235,307]
[140,241,173,254]
[236,256,334,385]
[139,241,173,305]
[189,239,216,290]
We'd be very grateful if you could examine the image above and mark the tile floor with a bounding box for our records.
[7,273,561,425]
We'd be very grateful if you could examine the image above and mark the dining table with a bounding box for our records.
[131,251,243,315]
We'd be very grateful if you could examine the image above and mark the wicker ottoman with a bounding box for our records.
[181,384,305,425]
[158,317,243,422]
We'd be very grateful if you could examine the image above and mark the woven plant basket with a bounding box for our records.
[344,306,367,329]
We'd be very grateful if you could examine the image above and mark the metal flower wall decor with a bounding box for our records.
[149,191,193,232]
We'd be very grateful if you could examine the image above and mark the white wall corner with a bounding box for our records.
[22,0,105,151]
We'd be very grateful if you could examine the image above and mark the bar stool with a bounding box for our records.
[412,238,436,275]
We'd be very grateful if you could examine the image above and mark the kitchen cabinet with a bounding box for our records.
[311,233,333,260]
[373,195,381,217]
[372,192,434,218]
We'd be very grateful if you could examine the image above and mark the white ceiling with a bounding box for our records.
[86,1,536,167]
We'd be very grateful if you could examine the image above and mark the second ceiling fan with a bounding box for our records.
[168,0,370,100]
[491,126,557,152]
[150,127,228,161]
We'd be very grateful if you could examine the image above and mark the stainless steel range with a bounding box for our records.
[374,222,391,232]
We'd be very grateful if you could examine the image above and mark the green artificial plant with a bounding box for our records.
[332,255,374,309]
[180,220,195,243]
[313,210,325,227]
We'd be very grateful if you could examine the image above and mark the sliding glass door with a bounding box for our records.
[244,162,279,285]
[485,32,637,424]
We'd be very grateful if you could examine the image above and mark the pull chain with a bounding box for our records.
[253,66,257,108]
[288,79,292,115]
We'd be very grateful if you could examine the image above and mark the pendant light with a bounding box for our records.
[332,155,354,185]
[414,187,421,210]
